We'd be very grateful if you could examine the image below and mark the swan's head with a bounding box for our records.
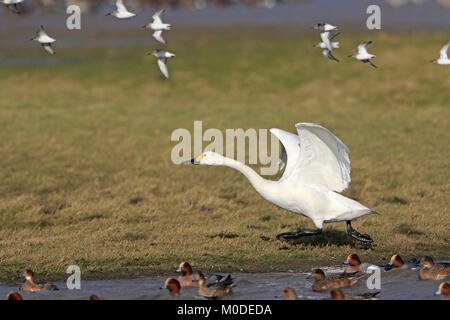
[184,151,225,166]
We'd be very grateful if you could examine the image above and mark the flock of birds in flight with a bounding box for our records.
[5,255,450,300]
[3,0,449,78]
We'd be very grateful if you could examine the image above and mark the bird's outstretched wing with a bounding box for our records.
[43,44,55,55]
[320,32,332,51]
[270,123,351,192]
[329,32,340,41]
[362,59,376,68]
[439,42,450,60]
[357,41,371,55]
[152,9,165,24]
[323,49,339,62]
[116,0,126,12]
[157,58,169,78]
[153,30,166,44]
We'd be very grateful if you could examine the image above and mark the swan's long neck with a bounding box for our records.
[222,157,274,199]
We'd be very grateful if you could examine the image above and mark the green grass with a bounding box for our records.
[0,28,449,282]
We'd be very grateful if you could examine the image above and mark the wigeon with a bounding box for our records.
[343,254,365,275]
[6,292,23,300]
[435,282,450,300]
[196,272,233,299]
[176,262,199,287]
[162,278,181,296]
[330,289,380,300]
[20,269,58,292]
[280,287,311,300]
[384,254,419,271]
[419,256,450,281]
[310,269,359,292]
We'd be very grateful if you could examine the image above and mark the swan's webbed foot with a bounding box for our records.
[276,229,322,240]
[346,221,373,244]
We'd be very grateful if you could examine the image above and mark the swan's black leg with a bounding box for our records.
[276,228,322,240]
[346,221,373,244]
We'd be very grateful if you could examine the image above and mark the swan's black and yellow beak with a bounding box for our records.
[184,154,203,165]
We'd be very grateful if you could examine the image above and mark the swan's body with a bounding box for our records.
[431,42,450,65]
[186,123,376,243]
[107,0,136,19]
[349,41,377,68]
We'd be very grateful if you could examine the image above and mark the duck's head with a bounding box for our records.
[310,269,326,281]
[195,272,207,286]
[163,278,181,295]
[7,292,23,300]
[184,151,225,166]
[435,282,450,297]
[344,254,361,266]
[281,287,297,300]
[177,262,193,276]
[330,289,345,300]
[420,256,435,269]
[23,269,34,281]
[385,254,404,270]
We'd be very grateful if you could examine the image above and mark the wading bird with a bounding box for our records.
[349,41,377,68]
[430,42,450,65]
[30,25,56,55]
[185,123,377,244]
[143,9,171,44]
[149,49,175,79]
[106,0,136,19]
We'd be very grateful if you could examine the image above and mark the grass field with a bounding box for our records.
[0,28,449,282]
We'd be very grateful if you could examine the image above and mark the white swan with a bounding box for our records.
[185,123,377,244]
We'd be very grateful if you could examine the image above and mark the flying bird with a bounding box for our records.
[185,123,378,244]
[106,0,136,19]
[143,9,172,44]
[349,41,377,68]
[314,32,340,50]
[30,25,56,55]
[149,49,175,79]
[312,23,338,32]
[430,42,450,65]
[1,0,23,14]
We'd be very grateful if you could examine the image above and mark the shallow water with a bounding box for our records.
[1,265,446,300]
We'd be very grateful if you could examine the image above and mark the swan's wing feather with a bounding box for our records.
[269,128,301,179]
[157,58,169,78]
[292,123,351,192]
[440,42,450,60]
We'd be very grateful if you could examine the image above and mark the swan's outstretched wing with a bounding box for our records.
[293,123,351,192]
[269,128,301,180]
[439,42,450,60]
